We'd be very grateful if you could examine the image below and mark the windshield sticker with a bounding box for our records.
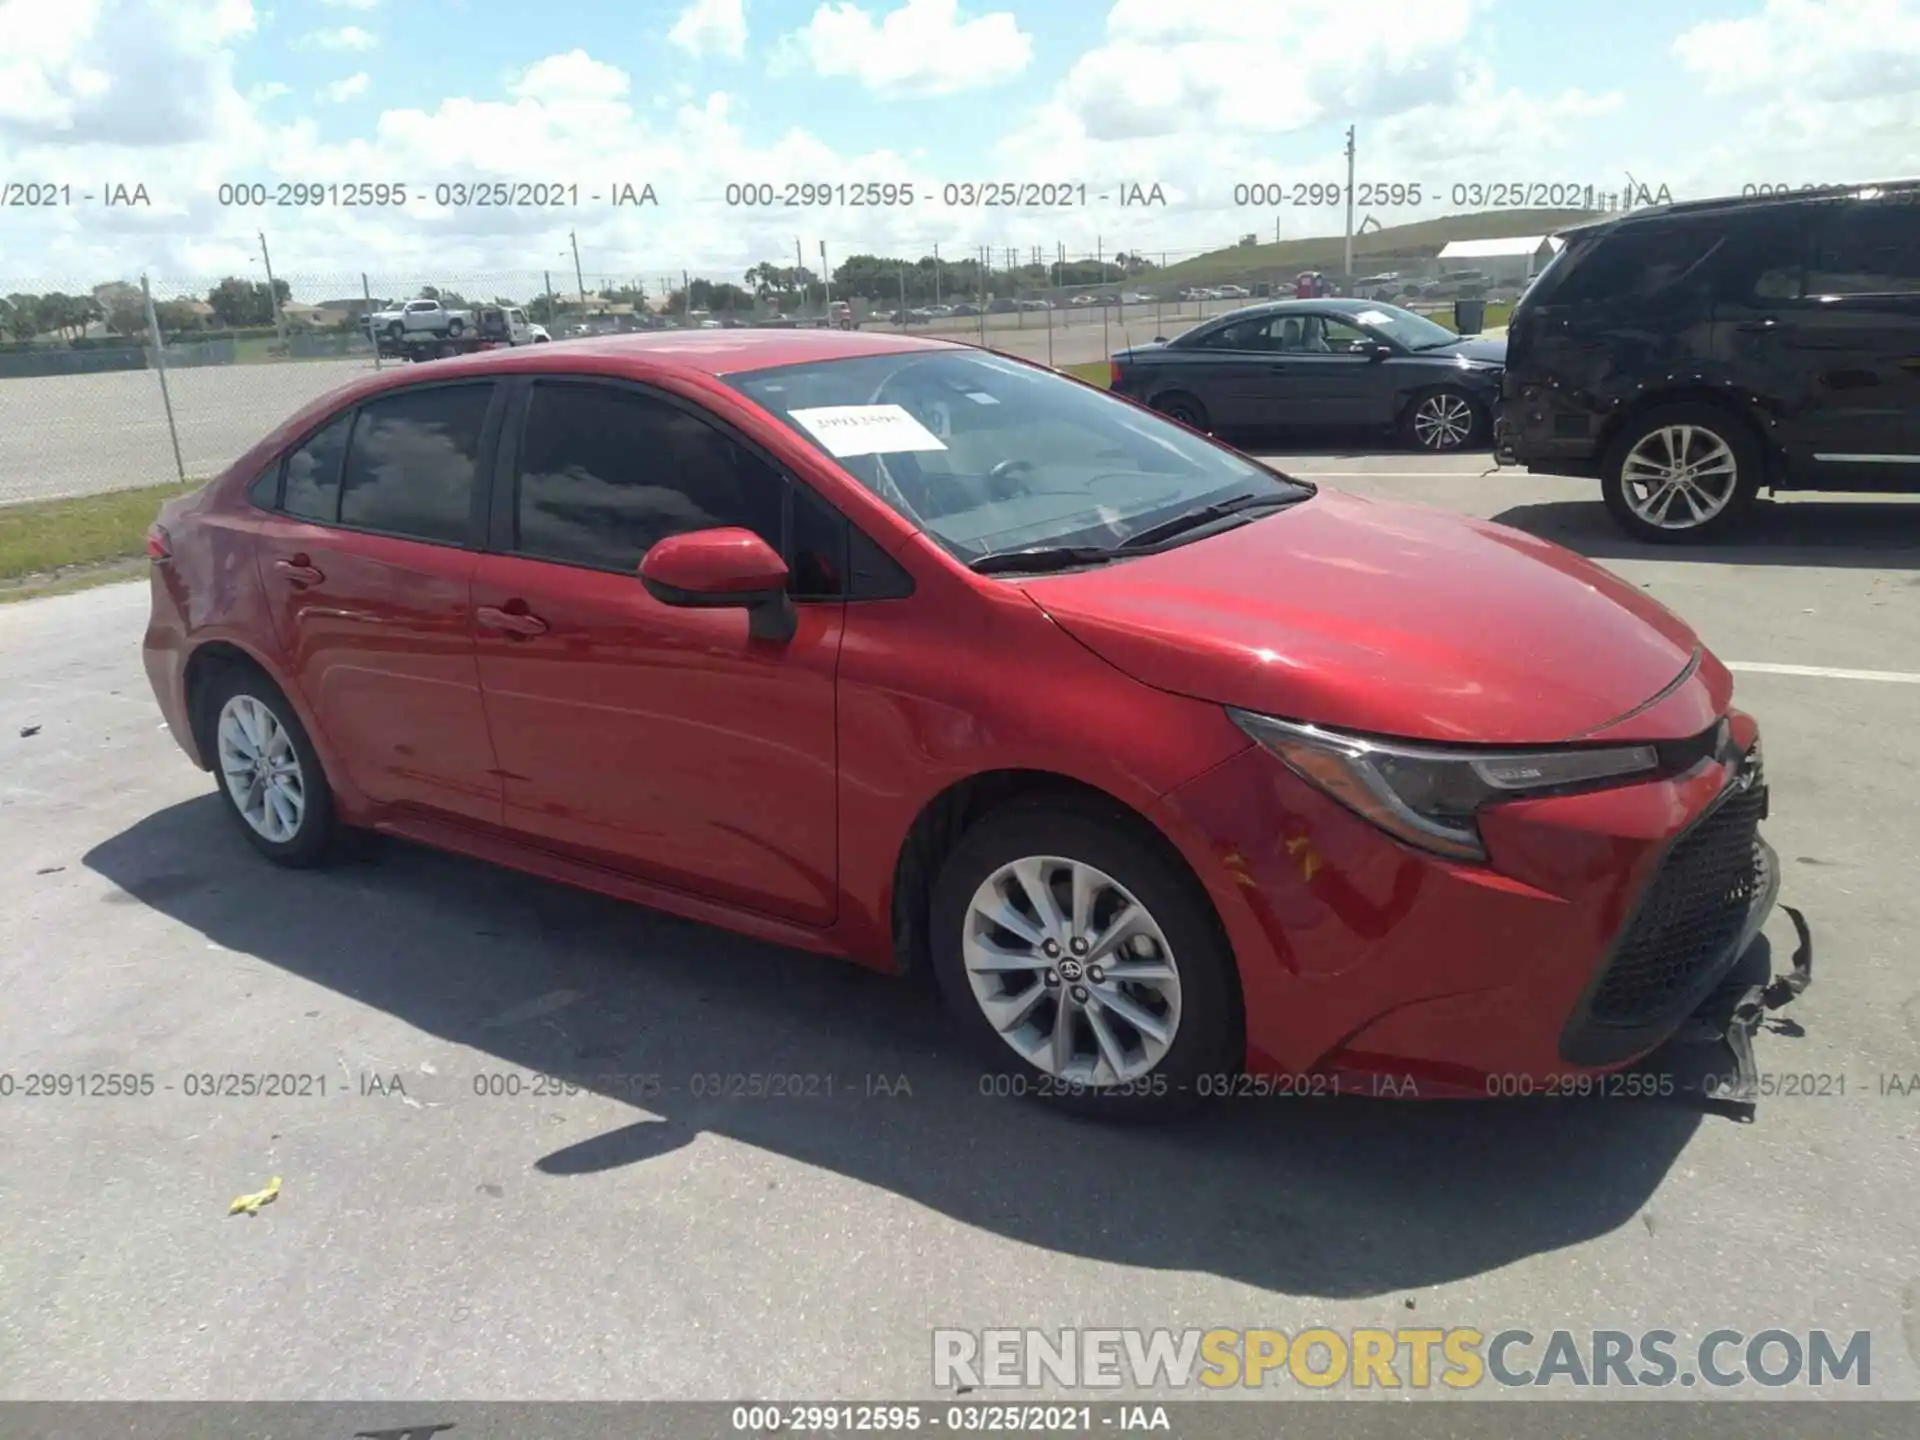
[1355,310,1393,326]
[964,391,1000,405]
[789,404,949,457]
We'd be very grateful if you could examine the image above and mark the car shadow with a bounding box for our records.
[84,796,1719,1301]
[1491,496,1920,570]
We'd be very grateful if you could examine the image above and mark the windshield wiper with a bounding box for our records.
[1116,492,1300,550]
[968,545,1115,575]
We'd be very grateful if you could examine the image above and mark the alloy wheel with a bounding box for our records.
[1412,392,1476,450]
[1620,424,1740,529]
[216,695,307,844]
[962,855,1182,1086]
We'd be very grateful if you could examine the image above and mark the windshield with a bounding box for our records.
[1343,302,1461,350]
[727,348,1312,563]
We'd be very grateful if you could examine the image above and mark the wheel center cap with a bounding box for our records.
[1057,958,1085,983]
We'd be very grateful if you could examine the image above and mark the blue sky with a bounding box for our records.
[2,0,1915,292]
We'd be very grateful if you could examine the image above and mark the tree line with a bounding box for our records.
[1,250,1158,343]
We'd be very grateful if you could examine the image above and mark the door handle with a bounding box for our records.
[1265,363,1288,372]
[1736,318,1780,332]
[274,556,325,587]
[476,604,549,637]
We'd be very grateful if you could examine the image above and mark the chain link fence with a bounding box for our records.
[0,236,1544,507]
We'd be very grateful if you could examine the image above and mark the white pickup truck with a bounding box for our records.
[367,298,473,342]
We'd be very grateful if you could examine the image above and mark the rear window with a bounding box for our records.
[1545,221,1727,306]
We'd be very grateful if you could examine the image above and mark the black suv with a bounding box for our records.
[1497,180,1920,541]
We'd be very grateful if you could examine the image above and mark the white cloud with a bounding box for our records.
[320,0,378,8]
[0,0,256,145]
[774,0,1032,97]
[668,0,747,59]
[319,72,369,103]
[300,24,376,50]
[1673,0,1920,101]
[1667,0,1920,187]
[1056,0,1488,143]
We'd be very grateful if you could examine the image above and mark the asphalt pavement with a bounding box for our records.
[1,456,1916,1407]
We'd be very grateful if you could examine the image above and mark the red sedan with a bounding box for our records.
[141,329,1780,1113]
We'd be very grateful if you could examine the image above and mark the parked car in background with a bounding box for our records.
[366,298,472,343]
[1110,298,1505,451]
[1499,178,1920,541]
[142,328,1784,1116]
[1215,284,1250,299]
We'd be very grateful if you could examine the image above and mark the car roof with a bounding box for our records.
[1194,297,1413,323]
[1555,177,1920,240]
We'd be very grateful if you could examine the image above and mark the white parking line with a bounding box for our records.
[1728,662,1920,684]
[1276,470,1482,477]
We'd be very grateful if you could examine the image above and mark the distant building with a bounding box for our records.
[1434,235,1564,286]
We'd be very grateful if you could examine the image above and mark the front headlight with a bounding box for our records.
[1229,710,1660,863]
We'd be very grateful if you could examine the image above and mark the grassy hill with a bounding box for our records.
[1151,208,1599,285]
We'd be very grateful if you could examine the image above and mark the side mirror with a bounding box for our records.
[1152,335,1167,344]
[1366,343,1395,361]
[639,527,796,643]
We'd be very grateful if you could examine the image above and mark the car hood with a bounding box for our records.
[1421,334,1506,365]
[1018,491,1720,746]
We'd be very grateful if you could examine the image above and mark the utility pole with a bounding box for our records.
[1343,125,1357,285]
[258,231,286,348]
[682,269,691,317]
[795,237,806,311]
[932,242,941,307]
[570,230,587,316]
[821,241,833,308]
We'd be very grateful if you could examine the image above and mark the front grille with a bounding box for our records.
[1585,756,1767,1027]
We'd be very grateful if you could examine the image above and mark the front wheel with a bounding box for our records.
[384,322,404,343]
[929,803,1240,1118]
[1400,387,1485,452]
[445,318,464,338]
[206,669,339,867]
[1601,404,1761,542]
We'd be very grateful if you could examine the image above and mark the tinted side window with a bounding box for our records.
[1550,222,1726,306]
[1709,210,1810,302]
[339,384,492,543]
[281,414,352,523]
[515,383,784,574]
[1808,202,1920,296]
[1195,319,1271,350]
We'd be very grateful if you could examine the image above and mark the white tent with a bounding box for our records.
[1436,235,1566,277]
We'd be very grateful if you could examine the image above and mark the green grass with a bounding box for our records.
[1153,207,1595,286]
[0,480,203,601]
[1060,360,1112,388]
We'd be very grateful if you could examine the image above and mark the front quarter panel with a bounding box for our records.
[830,563,1254,965]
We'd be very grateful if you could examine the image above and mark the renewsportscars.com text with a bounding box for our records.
[932,1327,1873,1391]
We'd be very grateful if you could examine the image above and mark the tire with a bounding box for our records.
[203,667,339,868]
[1399,386,1486,452]
[1154,392,1211,432]
[1601,403,1761,543]
[384,322,404,343]
[446,318,464,338]
[929,801,1240,1119]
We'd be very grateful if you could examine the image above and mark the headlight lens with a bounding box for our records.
[1229,710,1660,863]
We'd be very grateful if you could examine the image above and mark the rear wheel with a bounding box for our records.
[1601,404,1761,542]
[929,802,1239,1118]
[1155,392,1211,432]
[205,668,339,867]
